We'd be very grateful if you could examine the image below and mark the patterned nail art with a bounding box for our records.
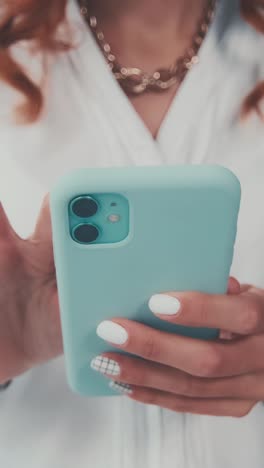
[109,381,133,395]
[91,355,121,376]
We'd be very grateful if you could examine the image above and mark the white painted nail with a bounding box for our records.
[96,320,128,345]
[109,381,133,395]
[148,294,181,316]
[91,355,120,376]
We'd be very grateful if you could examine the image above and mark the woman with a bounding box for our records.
[0,0,264,466]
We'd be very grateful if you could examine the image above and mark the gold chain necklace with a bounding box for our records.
[79,0,217,95]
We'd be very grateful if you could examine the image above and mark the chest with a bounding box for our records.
[129,87,180,138]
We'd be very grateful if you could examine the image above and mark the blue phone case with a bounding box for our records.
[50,165,241,396]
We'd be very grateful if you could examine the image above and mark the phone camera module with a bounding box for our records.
[73,224,100,244]
[71,196,98,218]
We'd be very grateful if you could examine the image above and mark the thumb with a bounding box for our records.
[27,194,55,275]
[32,194,52,243]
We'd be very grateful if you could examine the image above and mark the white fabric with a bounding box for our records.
[0,0,264,467]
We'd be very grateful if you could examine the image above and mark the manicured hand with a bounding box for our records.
[91,279,264,417]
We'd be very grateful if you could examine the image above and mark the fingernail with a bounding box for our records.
[109,381,133,395]
[96,320,128,345]
[91,355,121,376]
[148,294,181,316]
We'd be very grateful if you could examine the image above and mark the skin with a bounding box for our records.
[1,197,264,417]
[88,0,209,137]
[0,199,63,383]
[1,0,263,418]
[101,281,264,417]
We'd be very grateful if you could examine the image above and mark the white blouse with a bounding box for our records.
[0,1,264,467]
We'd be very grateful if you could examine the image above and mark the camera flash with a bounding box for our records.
[108,214,120,223]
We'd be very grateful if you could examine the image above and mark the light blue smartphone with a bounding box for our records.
[50,165,241,396]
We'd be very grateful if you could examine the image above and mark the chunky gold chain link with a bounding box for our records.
[79,0,217,95]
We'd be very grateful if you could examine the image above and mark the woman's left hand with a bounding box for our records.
[92,278,264,417]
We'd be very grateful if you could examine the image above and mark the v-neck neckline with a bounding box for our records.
[68,0,232,164]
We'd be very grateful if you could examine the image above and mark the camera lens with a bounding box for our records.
[73,224,100,244]
[71,196,98,218]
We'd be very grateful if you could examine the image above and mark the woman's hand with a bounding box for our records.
[0,197,62,384]
[93,280,264,417]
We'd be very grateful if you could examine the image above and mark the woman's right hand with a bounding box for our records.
[0,196,63,384]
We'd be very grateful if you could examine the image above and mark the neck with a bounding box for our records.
[87,0,207,24]
[85,0,209,71]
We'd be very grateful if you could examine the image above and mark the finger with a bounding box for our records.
[0,202,21,241]
[219,330,234,340]
[32,194,51,243]
[227,277,241,295]
[97,318,236,377]
[98,353,264,400]
[222,281,251,339]
[128,387,257,418]
[98,318,264,378]
[27,195,54,274]
[240,284,252,293]
[222,279,241,338]
[148,287,264,335]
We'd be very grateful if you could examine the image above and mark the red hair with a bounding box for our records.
[0,0,263,122]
